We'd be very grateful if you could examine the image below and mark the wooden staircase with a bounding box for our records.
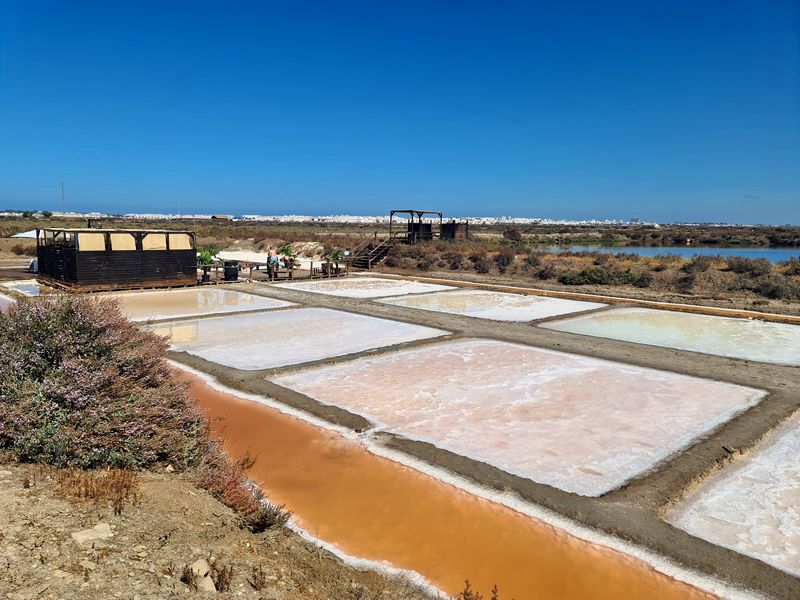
[350,233,401,270]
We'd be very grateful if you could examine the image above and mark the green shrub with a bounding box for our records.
[780,257,800,277]
[633,271,653,288]
[650,254,681,272]
[474,257,492,274]
[523,253,541,269]
[535,264,557,280]
[10,243,35,256]
[683,255,717,273]
[443,250,466,270]
[726,256,772,276]
[558,267,637,286]
[752,275,800,300]
[494,247,516,274]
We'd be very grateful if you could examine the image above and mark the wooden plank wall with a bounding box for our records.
[37,244,79,282]
[38,245,197,290]
[75,250,197,287]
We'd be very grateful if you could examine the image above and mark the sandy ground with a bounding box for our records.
[0,461,428,600]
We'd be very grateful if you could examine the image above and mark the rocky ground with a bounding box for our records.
[0,462,429,600]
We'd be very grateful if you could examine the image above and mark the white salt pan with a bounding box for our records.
[273,277,454,298]
[274,339,764,496]
[669,412,800,577]
[541,307,800,366]
[151,308,448,370]
[1,280,42,297]
[104,287,293,321]
[381,289,605,321]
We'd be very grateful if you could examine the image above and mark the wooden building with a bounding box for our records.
[36,228,197,291]
[440,219,470,240]
[388,210,469,244]
[389,209,443,245]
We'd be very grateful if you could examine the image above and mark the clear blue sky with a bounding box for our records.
[1,1,798,223]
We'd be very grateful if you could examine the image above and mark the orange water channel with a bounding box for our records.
[187,374,716,600]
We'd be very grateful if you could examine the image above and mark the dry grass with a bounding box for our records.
[211,561,234,592]
[55,468,139,515]
[194,450,293,533]
[456,580,502,600]
[180,564,198,590]
[248,564,269,591]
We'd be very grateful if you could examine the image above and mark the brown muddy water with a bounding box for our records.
[186,373,717,600]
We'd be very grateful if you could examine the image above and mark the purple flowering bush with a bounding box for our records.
[0,295,207,468]
[0,295,289,530]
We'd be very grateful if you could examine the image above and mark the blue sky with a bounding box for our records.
[1,1,798,223]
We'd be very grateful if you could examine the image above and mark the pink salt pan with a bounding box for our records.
[273,339,764,496]
[669,411,800,577]
[150,307,448,370]
[273,276,454,298]
[103,287,293,321]
[380,289,605,321]
[1,280,41,297]
[0,293,14,313]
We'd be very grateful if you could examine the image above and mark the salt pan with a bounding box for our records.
[273,276,454,298]
[541,307,800,366]
[104,287,293,321]
[669,411,800,576]
[151,308,448,370]
[381,289,605,321]
[1,280,42,297]
[274,339,764,496]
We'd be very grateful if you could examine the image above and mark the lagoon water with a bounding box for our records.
[274,339,764,496]
[541,307,800,366]
[539,245,799,263]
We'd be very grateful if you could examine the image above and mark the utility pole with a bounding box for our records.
[60,182,66,213]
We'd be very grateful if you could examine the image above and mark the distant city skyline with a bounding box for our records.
[1,1,798,224]
[4,208,795,228]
